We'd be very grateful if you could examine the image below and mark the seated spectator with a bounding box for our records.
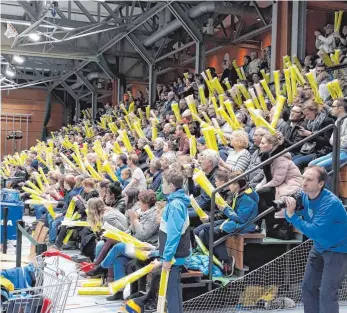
[175,125,189,155]
[219,130,251,173]
[55,178,99,249]
[292,101,335,169]
[47,175,83,246]
[309,99,347,171]
[121,168,132,188]
[123,153,147,194]
[91,190,159,301]
[194,173,259,276]
[285,105,307,156]
[105,182,126,214]
[256,133,303,239]
[158,123,174,141]
[269,106,290,137]
[197,137,207,153]
[97,180,110,203]
[136,138,150,167]
[248,126,269,188]
[153,137,165,158]
[188,149,219,215]
[149,158,163,192]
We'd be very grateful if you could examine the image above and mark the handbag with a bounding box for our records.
[300,142,316,155]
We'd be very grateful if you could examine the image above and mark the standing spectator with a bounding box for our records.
[242,55,251,78]
[315,24,336,53]
[248,52,261,75]
[104,102,113,115]
[156,167,191,313]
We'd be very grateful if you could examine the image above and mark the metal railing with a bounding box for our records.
[207,114,347,289]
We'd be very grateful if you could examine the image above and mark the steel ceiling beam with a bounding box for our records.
[97,2,169,56]
[101,2,120,21]
[55,7,67,20]
[50,60,90,90]
[1,45,99,62]
[155,41,195,63]
[74,1,97,23]
[17,0,38,21]
[76,71,96,92]
[167,2,203,43]
[61,81,79,100]
[155,24,270,77]
[126,33,154,65]
[97,54,115,79]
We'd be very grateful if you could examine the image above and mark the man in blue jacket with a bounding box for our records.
[285,165,347,313]
[158,167,191,313]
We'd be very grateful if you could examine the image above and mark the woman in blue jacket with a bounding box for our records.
[194,173,259,276]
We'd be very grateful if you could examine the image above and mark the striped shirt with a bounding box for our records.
[226,149,251,172]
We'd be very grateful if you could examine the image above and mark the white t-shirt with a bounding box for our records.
[132,167,147,192]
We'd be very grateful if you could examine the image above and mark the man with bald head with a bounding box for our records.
[47,174,83,246]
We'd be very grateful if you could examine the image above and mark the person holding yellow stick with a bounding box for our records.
[46,175,83,246]
[156,167,191,313]
[194,172,259,276]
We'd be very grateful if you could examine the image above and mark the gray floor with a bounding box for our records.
[4,216,347,313]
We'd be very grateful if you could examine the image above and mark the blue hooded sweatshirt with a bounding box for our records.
[219,189,259,234]
[159,189,191,265]
[286,189,347,253]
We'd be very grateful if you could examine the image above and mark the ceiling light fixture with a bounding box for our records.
[13,55,25,64]
[29,33,41,41]
[5,66,16,77]
[257,18,261,21]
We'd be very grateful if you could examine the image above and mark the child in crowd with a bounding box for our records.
[121,168,132,188]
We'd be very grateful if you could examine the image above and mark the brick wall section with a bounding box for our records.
[1,89,63,157]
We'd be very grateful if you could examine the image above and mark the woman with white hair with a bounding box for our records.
[153,137,165,158]
[219,130,251,173]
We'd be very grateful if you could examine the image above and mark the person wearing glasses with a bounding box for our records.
[309,98,347,171]
[284,105,308,157]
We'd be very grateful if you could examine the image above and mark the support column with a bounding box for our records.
[75,99,80,123]
[271,1,291,71]
[92,81,97,121]
[291,1,307,60]
[148,64,157,106]
[117,78,122,104]
[195,41,205,73]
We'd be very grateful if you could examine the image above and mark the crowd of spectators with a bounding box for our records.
[2,22,347,312]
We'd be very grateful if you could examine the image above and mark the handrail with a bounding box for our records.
[207,114,347,289]
[328,161,347,176]
[207,123,336,289]
[332,114,347,192]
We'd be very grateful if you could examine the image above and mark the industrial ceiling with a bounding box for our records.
[0,0,272,105]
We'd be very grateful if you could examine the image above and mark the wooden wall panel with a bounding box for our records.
[1,89,64,157]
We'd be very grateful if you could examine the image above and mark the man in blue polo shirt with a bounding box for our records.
[285,165,347,313]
